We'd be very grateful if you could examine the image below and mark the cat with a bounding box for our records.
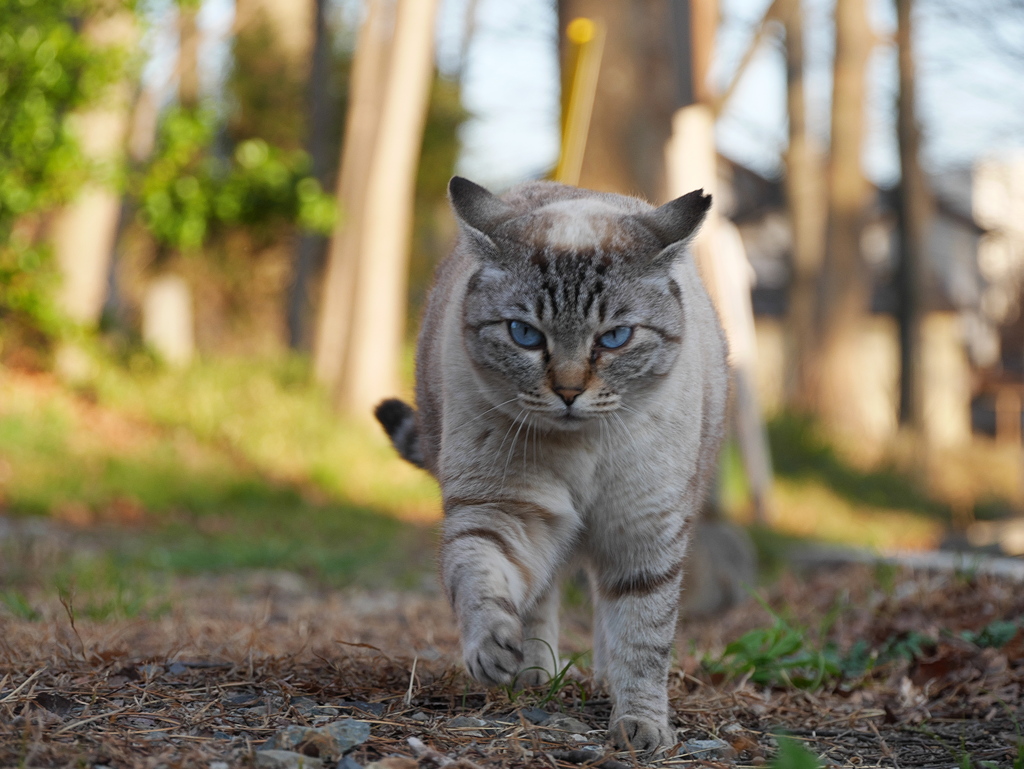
[375,176,728,754]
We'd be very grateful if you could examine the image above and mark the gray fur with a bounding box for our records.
[377,177,727,756]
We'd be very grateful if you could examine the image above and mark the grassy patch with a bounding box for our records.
[722,413,954,551]
[0,357,438,590]
[767,413,948,518]
[87,353,438,519]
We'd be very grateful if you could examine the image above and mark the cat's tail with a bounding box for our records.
[374,398,425,469]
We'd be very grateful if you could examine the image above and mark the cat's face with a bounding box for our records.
[459,197,696,430]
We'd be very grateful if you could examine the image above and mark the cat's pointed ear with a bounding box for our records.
[449,176,515,239]
[640,189,712,250]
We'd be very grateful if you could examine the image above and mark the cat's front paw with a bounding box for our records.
[463,615,524,686]
[608,715,674,755]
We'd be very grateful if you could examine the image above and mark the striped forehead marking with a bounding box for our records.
[532,248,611,320]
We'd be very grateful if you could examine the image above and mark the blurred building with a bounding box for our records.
[716,152,1024,448]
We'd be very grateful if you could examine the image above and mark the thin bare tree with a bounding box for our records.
[288,0,332,349]
[779,0,826,411]
[895,0,930,433]
[813,0,874,436]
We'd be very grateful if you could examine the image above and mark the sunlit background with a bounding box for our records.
[1,0,1023,610]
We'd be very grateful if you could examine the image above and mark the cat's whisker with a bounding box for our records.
[617,402,646,419]
[461,397,519,427]
[532,418,539,471]
[500,409,529,493]
[491,407,525,483]
[521,419,531,475]
[611,410,628,437]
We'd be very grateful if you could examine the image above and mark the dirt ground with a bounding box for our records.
[1,562,1023,769]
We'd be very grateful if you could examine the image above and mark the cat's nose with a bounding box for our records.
[553,386,584,406]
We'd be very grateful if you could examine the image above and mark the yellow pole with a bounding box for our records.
[554,17,605,186]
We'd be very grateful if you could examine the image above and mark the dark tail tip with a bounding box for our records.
[375,398,413,438]
[374,398,425,469]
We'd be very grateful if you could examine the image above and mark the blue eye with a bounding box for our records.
[508,320,545,348]
[598,326,633,349]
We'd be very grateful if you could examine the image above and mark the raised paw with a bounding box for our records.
[608,715,674,756]
[463,615,524,686]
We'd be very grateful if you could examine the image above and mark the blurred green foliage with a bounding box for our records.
[0,0,128,350]
[769,737,823,769]
[135,107,335,254]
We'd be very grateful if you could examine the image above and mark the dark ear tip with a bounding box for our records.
[687,188,712,208]
[449,176,489,202]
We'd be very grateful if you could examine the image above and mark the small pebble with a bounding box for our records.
[517,707,550,725]
[680,738,736,760]
[543,715,591,734]
[408,711,429,722]
[446,715,490,729]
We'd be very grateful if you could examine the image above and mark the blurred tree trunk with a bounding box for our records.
[314,0,388,390]
[315,0,440,417]
[557,0,675,201]
[50,9,136,326]
[177,1,200,110]
[234,0,314,70]
[142,1,202,366]
[895,0,929,433]
[288,0,332,350]
[813,0,874,436]
[779,0,826,411]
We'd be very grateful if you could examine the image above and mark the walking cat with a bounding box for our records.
[376,177,728,754]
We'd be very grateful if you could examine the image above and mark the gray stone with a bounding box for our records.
[312,706,342,717]
[680,739,736,760]
[338,701,385,717]
[320,720,372,752]
[408,711,429,722]
[290,696,319,715]
[517,707,550,725]
[336,758,363,769]
[262,720,371,758]
[446,715,490,730]
[543,715,591,735]
[254,750,323,769]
